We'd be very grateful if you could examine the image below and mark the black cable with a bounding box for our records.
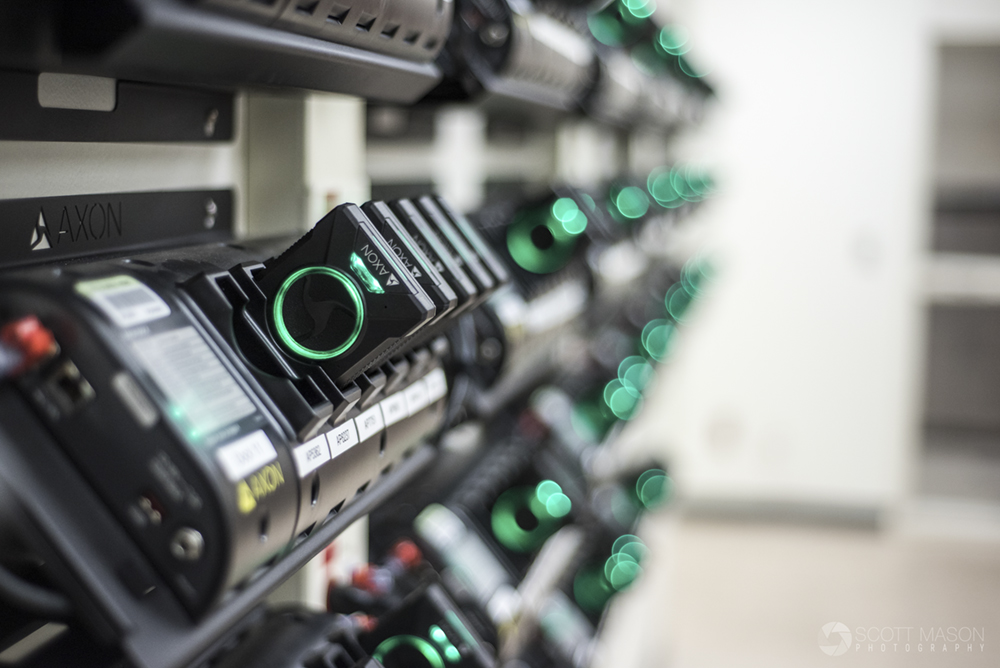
[0,562,72,619]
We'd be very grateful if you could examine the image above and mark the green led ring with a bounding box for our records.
[272,266,364,360]
[372,635,445,668]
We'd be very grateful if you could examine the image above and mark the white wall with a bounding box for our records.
[628,0,940,509]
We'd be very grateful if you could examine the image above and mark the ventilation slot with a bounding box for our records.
[295,0,319,15]
[424,38,439,50]
[403,30,421,45]
[249,0,278,5]
[328,500,345,518]
[356,13,376,32]
[355,481,370,497]
[295,523,317,544]
[381,23,400,39]
[259,514,270,542]
[327,4,350,24]
[310,476,320,506]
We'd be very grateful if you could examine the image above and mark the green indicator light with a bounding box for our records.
[372,635,445,668]
[642,320,676,362]
[604,380,641,419]
[618,356,653,395]
[349,252,384,294]
[272,266,364,360]
[665,283,693,321]
[678,54,706,78]
[637,469,672,509]
[617,539,648,563]
[551,197,579,222]
[562,210,588,235]
[612,534,643,555]
[620,0,656,19]
[535,480,563,504]
[615,187,650,219]
[609,559,642,590]
[545,493,572,518]
[658,26,689,55]
[444,646,461,663]
[429,625,448,644]
[648,168,682,207]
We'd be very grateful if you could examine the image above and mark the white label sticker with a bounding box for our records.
[132,327,256,439]
[424,368,448,402]
[216,430,277,482]
[403,380,430,416]
[380,392,408,427]
[76,275,171,328]
[356,405,385,442]
[292,434,330,477]
[327,419,360,458]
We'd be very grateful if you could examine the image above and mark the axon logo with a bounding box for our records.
[29,202,123,251]
[30,211,51,250]
[819,622,853,657]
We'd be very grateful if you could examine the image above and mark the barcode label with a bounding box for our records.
[75,275,171,328]
[293,434,331,477]
[356,405,384,442]
[327,419,359,458]
[132,327,256,440]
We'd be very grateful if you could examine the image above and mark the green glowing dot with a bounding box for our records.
[678,55,706,78]
[561,210,588,235]
[617,539,648,563]
[604,380,641,420]
[642,320,676,362]
[648,169,680,206]
[349,252,385,294]
[658,26,689,55]
[610,389,638,419]
[429,625,447,644]
[619,355,653,394]
[372,635,445,668]
[637,469,672,509]
[612,534,644,555]
[444,646,461,663]
[615,186,650,219]
[545,493,572,518]
[535,480,563,504]
[665,283,693,321]
[551,197,579,222]
[621,0,656,19]
[609,559,642,590]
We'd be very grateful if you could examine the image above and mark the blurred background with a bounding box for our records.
[3,0,1000,665]
[248,0,1000,664]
